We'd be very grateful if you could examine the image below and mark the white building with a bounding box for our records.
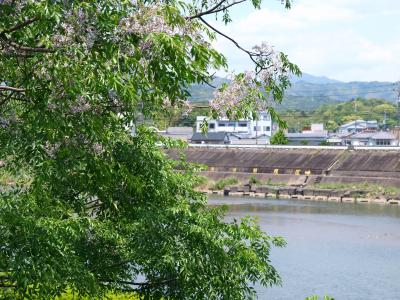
[344,131,397,146]
[195,111,274,139]
[339,120,378,135]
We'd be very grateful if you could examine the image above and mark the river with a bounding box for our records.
[208,196,400,300]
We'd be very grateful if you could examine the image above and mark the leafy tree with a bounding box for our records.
[270,130,289,145]
[0,1,298,299]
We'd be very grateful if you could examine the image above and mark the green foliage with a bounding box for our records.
[313,182,400,198]
[300,140,309,145]
[56,290,140,299]
[249,175,261,185]
[283,98,397,132]
[211,177,239,190]
[305,296,334,300]
[0,1,292,299]
[270,130,289,145]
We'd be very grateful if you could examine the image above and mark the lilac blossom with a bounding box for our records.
[44,141,61,158]
[210,42,289,118]
[70,96,91,114]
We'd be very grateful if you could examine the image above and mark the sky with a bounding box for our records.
[208,0,400,82]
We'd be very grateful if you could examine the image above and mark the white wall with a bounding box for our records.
[195,112,273,138]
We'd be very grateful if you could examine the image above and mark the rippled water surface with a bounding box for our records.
[208,197,400,300]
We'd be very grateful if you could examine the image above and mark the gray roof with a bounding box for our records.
[371,131,396,140]
[350,132,375,139]
[340,120,378,128]
[166,127,193,134]
[350,131,396,140]
[191,132,229,142]
[287,133,329,138]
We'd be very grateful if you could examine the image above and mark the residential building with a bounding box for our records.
[338,120,378,135]
[286,123,329,145]
[195,111,273,139]
[190,132,230,144]
[344,131,398,146]
[229,133,271,145]
[286,132,329,145]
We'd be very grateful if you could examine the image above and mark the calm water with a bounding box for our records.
[208,196,400,300]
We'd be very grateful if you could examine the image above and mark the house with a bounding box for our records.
[229,133,271,145]
[339,120,378,135]
[190,132,230,144]
[286,123,329,145]
[286,132,329,145]
[343,131,397,146]
[195,111,274,139]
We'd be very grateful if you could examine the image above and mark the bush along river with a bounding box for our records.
[208,196,400,300]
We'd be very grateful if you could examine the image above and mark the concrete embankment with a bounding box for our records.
[203,184,399,205]
[168,147,400,204]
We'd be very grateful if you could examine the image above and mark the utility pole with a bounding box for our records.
[354,100,357,133]
[255,119,258,145]
[397,81,400,127]
[397,81,400,146]
[383,110,387,130]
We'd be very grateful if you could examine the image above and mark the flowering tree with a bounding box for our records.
[0,0,299,299]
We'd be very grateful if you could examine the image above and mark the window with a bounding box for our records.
[209,123,215,129]
[263,126,270,132]
[218,123,225,127]
[262,114,270,121]
[253,126,261,131]
[376,139,390,146]
[238,122,247,127]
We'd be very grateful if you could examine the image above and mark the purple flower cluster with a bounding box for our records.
[210,42,288,118]
[119,6,175,36]
[70,96,91,114]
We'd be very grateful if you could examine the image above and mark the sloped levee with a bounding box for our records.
[167,147,400,180]
[333,151,400,177]
[168,148,342,175]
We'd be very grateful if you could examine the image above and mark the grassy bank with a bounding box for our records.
[312,182,400,198]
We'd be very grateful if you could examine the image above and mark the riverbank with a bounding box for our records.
[198,183,400,205]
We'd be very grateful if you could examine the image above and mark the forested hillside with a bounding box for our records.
[282,98,398,131]
[188,75,398,111]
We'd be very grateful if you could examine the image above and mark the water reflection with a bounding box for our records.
[209,196,400,300]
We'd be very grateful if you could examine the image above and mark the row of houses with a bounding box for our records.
[159,113,400,147]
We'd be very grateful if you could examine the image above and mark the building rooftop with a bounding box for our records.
[340,120,378,128]
[286,132,329,138]
[371,131,396,140]
[191,132,229,142]
[348,131,396,140]
[166,127,193,135]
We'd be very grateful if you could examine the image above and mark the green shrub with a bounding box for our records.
[211,177,238,190]
[300,140,309,145]
[248,175,261,185]
[270,130,289,145]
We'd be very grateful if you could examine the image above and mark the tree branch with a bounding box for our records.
[0,86,25,92]
[0,17,40,36]
[198,17,262,69]
[187,0,228,20]
[7,41,55,53]
[102,278,176,287]
[188,0,248,20]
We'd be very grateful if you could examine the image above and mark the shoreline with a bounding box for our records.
[200,189,400,205]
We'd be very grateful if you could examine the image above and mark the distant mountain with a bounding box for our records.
[188,73,398,111]
[290,73,342,84]
[282,80,397,111]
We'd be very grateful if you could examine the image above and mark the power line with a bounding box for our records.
[285,89,397,99]
[287,83,395,93]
